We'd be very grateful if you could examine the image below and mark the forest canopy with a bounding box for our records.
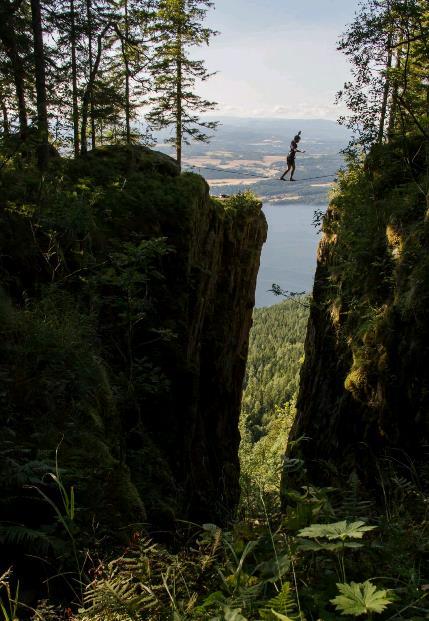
[0,0,217,168]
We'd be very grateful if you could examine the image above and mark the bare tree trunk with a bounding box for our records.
[1,99,9,136]
[116,1,132,144]
[124,0,131,144]
[85,0,96,150]
[387,50,401,140]
[0,4,28,139]
[30,0,49,169]
[378,33,393,143]
[175,28,182,171]
[81,22,111,154]
[70,0,80,157]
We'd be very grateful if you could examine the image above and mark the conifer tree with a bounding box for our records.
[147,0,218,170]
[30,0,49,167]
[0,0,32,139]
[113,0,155,144]
[80,0,116,153]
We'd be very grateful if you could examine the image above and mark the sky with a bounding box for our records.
[196,0,360,120]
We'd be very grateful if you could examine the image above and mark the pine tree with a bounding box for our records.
[112,0,155,144]
[147,0,218,170]
[0,0,32,139]
[80,0,116,153]
[30,0,49,167]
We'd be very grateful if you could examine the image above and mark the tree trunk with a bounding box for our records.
[81,22,110,154]
[0,6,28,139]
[70,0,80,157]
[388,50,401,140]
[85,0,96,151]
[175,28,182,171]
[30,0,49,169]
[378,33,393,143]
[1,99,9,136]
[124,0,131,144]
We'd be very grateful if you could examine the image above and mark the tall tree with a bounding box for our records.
[147,0,218,170]
[80,1,116,154]
[70,0,80,155]
[113,0,154,144]
[0,0,30,139]
[118,0,132,142]
[30,0,49,167]
[85,0,97,150]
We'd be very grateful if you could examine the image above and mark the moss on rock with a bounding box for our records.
[284,138,429,498]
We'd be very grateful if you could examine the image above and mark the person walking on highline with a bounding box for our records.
[280,131,305,181]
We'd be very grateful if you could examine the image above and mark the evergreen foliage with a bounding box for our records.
[0,0,218,161]
[241,300,309,443]
[146,0,218,169]
[239,299,308,515]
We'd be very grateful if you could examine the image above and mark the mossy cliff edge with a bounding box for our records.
[0,146,267,569]
[284,139,429,497]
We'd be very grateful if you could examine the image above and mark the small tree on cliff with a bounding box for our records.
[147,0,218,170]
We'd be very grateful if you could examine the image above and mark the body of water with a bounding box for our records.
[255,203,323,308]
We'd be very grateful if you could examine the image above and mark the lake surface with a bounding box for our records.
[255,203,323,308]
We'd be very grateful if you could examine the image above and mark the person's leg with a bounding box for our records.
[280,160,291,181]
[280,162,291,180]
[290,162,296,180]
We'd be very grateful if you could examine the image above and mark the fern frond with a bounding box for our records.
[0,524,52,552]
[333,472,374,519]
[258,582,301,621]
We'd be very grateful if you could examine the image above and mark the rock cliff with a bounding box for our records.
[283,139,429,497]
[0,146,267,573]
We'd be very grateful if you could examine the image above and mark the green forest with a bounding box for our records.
[240,300,308,515]
[0,0,429,619]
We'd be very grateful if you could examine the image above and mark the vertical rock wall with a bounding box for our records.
[0,146,267,541]
[283,140,429,498]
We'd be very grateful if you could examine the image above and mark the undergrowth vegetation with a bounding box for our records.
[2,461,427,620]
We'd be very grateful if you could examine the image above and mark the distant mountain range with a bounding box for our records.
[157,117,350,205]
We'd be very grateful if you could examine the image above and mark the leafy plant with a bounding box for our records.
[298,520,376,541]
[298,521,376,582]
[331,581,392,617]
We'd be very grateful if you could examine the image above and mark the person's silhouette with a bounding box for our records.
[280,131,305,181]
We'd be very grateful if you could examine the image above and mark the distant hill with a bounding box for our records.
[188,117,351,152]
[157,117,350,204]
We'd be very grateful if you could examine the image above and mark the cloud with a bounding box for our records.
[208,101,348,120]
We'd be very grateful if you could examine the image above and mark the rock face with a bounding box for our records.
[283,140,429,497]
[176,195,268,521]
[0,146,267,567]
